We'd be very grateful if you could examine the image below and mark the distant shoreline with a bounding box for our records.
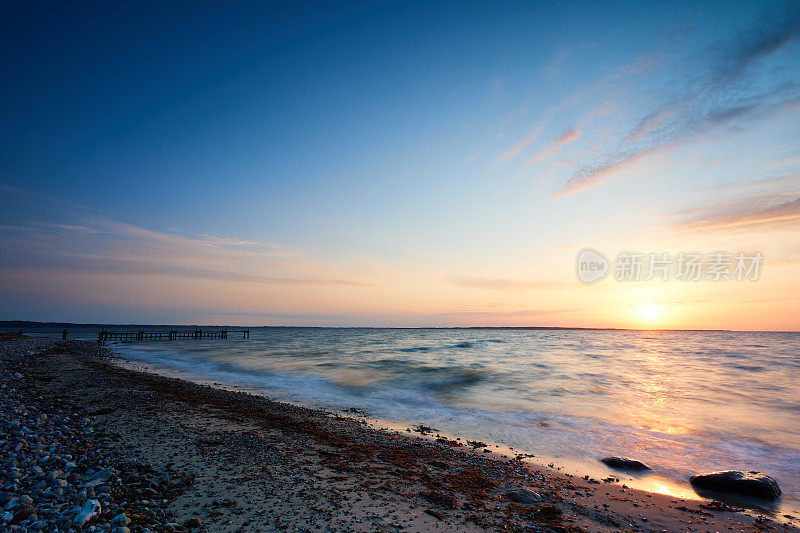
[5,319,797,333]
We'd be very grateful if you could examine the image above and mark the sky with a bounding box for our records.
[1,0,799,330]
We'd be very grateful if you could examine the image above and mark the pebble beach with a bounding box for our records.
[2,334,799,532]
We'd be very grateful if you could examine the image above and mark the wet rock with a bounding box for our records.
[185,517,202,527]
[73,498,101,527]
[505,488,543,504]
[600,456,651,471]
[690,470,781,499]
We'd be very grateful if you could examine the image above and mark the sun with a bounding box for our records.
[637,303,662,323]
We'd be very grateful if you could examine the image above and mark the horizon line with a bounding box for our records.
[2,320,798,334]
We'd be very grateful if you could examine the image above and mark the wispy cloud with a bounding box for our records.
[449,276,569,291]
[674,197,800,231]
[557,88,800,197]
[527,127,582,165]
[552,4,800,197]
[543,47,575,79]
[443,308,573,318]
[0,193,370,288]
[669,171,800,231]
[768,155,800,169]
[498,126,544,161]
[710,7,800,84]
[623,109,674,143]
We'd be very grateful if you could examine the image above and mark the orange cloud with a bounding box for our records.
[449,276,569,291]
[498,126,544,161]
[527,127,581,165]
[674,197,800,231]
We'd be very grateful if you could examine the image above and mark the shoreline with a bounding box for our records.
[2,336,798,532]
[109,338,799,517]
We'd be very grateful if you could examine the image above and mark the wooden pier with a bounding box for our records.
[2,328,252,343]
[97,328,249,343]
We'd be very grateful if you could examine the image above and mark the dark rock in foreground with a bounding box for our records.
[600,456,651,471]
[690,470,781,500]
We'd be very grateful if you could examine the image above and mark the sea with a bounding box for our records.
[26,326,800,514]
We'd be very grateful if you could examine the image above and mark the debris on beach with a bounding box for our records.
[504,487,543,504]
[411,424,437,435]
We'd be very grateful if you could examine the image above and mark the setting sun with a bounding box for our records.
[637,303,663,323]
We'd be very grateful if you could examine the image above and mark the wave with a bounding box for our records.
[107,328,800,514]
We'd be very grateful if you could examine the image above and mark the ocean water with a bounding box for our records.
[38,327,800,512]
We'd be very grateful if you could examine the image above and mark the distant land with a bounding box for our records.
[0,320,740,332]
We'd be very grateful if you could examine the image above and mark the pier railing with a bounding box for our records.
[0,328,251,343]
[96,328,250,343]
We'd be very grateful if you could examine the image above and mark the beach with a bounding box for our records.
[1,335,798,532]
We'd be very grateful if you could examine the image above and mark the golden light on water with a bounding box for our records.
[638,479,700,500]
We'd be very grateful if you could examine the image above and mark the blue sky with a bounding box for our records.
[1,1,799,327]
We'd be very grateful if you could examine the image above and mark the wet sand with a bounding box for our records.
[2,335,798,532]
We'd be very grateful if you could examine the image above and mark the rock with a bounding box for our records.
[185,517,202,527]
[690,470,781,499]
[13,372,23,379]
[73,499,101,527]
[9,505,36,525]
[83,467,112,487]
[112,528,131,533]
[505,488,543,504]
[600,456,651,471]
[111,513,130,526]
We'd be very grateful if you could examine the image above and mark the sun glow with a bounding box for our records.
[637,303,662,324]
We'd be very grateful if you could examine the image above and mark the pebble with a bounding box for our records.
[0,337,194,531]
[74,498,101,527]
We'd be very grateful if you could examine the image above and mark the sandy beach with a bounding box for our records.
[2,335,798,532]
